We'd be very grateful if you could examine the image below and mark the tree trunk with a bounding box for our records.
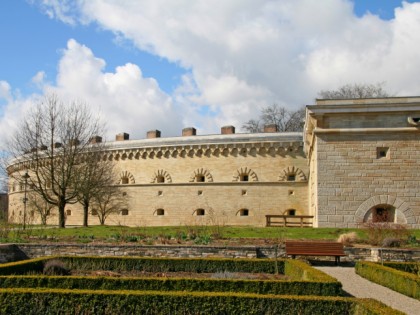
[58,198,66,228]
[83,201,89,227]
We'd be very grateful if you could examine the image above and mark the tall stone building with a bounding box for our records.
[6,96,420,228]
[304,97,420,228]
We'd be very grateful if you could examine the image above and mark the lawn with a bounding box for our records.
[1,223,418,247]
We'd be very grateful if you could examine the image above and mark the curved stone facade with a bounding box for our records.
[8,131,309,227]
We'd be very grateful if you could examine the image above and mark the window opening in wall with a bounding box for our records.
[156,209,165,216]
[121,209,129,216]
[121,177,129,184]
[196,175,205,182]
[197,190,203,196]
[286,209,296,216]
[196,209,205,216]
[287,175,296,181]
[239,209,249,216]
[377,147,389,159]
[288,190,294,195]
[156,175,165,183]
[241,190,247,196]
[91,209,98,216]
[122,192,127,196]
[66,210,72,216]
[157,191,163,196]
[373,207,393,222]
[240,175,249,182]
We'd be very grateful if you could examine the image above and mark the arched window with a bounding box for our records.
[285,209,296,216]
[156,175,165,183]
[238,209,249,216]
[121,177,129,184]
[196,175,205,182]
[233,167,258,182]
[195,209,205,216]
[156,209,165,216]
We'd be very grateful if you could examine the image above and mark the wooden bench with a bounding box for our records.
[265,215,314,227]
[285,241,346,265]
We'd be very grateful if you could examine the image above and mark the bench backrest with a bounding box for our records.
[285,241,345,255]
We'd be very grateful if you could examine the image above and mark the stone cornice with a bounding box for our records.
[313,127,420,134]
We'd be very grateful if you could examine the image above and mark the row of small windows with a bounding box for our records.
[66,208,252,217]
[155,190,295,196]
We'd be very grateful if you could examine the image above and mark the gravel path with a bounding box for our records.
[316,266,420,315]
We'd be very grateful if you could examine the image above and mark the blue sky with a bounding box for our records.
[1,0,420,141]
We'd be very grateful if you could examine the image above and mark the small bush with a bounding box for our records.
[43,259,70,276]
[363,222,410,246]
[382,237,401,248]
[337,232,358,246]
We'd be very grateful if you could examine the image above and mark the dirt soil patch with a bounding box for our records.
[70,270,290,280]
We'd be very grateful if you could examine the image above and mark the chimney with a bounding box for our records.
[89,136,102,144]
[221,125,235,134]
[264,124,278,133]
[182,127,196,136]
[116,133,129,141]
[69,139,80,146]
[147,130,161,139]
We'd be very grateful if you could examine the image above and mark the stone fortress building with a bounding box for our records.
[7,97,420,228]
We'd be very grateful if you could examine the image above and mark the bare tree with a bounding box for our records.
[242,104,305,133]
[318,82,389,99]
[92,186,128,225]
[28,192,56,225]
[77,150,116,227]
[6,94,104,228]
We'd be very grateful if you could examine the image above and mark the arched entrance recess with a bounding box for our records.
[355,195,416,225]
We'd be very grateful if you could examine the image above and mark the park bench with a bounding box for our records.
[285,241,346,265]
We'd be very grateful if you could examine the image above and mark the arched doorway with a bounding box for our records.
[363,204,395,223]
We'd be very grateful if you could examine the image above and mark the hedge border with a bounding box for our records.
[0,288,404,315]
[355,261,419,300]
[0,256,342,296]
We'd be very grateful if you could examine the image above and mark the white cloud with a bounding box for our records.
[18,1,420,135]
[50,39,183,139]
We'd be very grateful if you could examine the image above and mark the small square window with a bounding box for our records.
[91,209,98,216]
[196,175,205,182]
[288,190,294,196]
[157,191,163,196]
[196,209,205,216]
[66,210,72,216]
[121,177,129,184]
[156,176,165,183]
[240,175,249,182]
[122,192,127,196]
[287,175,296,181]
[241,190,247,196]
[377,147,389,159]
[156,209,165,216]
[121,209,129,216]
[197,190,203,196]
[239,209,249,216]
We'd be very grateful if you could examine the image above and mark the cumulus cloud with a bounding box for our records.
[49,39,183,139]
[19,0,420,135]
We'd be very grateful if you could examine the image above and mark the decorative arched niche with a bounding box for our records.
[189,168,213,183]
[120,171,135,184]
[232,167,258,182]
[355,195,417,225]
[150,170,172,183]
[278,166,307,182]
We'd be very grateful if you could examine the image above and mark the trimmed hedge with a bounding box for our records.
[355,261,419,300]
[382,262,420,276]
[0,257,342,296]
[0,274,341,296]
[0,257,46,275]
[0,288,404,315]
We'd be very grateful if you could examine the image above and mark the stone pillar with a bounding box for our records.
[221,126,235,134]
[89,136,102,144]
[182,127,196,136]
[147,130,161,138]
[264,124,278,133]
[116,133,129,141]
